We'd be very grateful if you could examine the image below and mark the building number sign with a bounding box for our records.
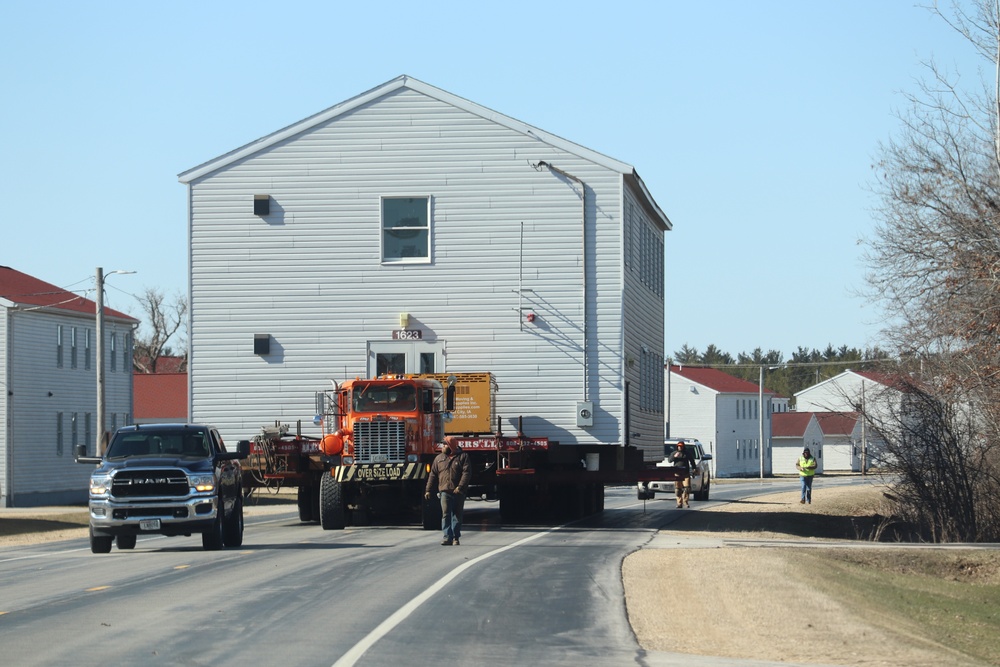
[392,330,422,340]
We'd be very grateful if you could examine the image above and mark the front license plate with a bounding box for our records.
[139,519,161,531]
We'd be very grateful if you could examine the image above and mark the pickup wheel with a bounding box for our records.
[223,493,244,547]
[202,505,225,550]
[319,473,346,530]
[116,534,137,550]
[695,478,710,501]
[297,484,314,522]
[90,527,112,554]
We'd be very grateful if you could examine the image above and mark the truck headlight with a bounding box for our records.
[90,473,112,497]
[189,474,216,493]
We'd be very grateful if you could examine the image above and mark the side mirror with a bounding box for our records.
[236,440,251,459]
[446,385,456,412]
[701,453,713,461]
[74,443,102,465]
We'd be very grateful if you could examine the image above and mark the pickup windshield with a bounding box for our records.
[106,431,212,459]
[353,383,417,413]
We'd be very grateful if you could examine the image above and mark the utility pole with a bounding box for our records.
[96,267,135,455]
[96,268,106,455]
[758,366,764,479]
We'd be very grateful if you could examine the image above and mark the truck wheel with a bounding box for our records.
[319,473,346,530]
[421,494,442,531]
[90,527,112,554]
[202,508,225,550]
[695,479,710,501]
[116,534,137,550]
[297,484,314,522]
[223,493,244,547]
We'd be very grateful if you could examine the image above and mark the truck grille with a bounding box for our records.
[111,469,189,498]
[354,421,406,463]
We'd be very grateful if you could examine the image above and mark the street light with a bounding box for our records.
[96,267,135,455]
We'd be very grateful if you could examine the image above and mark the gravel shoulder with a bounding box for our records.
[623,483,998,667]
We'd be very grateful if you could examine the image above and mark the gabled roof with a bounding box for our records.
[814,411,859,436]
[772,412,816,437]
[177,74,670,231]
[669,365,773,395]
[134,372,188,420]
[794,368,917,397]
[0,266,135,321]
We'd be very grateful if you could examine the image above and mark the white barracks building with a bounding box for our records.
[179,76,671,459]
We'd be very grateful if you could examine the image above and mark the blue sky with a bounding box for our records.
[1,1,976,359]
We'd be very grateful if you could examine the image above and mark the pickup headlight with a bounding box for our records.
[188,474,216,493]
[90,473,113,497]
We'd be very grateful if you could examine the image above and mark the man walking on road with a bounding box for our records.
[796,447,818,504]
[425,438,471,545]
[667,440,696,508]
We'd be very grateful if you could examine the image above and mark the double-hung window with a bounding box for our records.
[381,196,430,263]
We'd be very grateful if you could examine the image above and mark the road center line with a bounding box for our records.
[331,524,565,667]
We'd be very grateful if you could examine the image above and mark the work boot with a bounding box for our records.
[441,539,453,546]
[453,539,460,546]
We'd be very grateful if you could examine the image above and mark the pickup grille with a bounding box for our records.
[111,469,189,498]
[354,421,406,463]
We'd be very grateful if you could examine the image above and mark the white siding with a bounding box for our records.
[713,394,770,478]
[773,417,824,475]
[186,86,667,451]
[822,419,863,472]
[1,308,7,502]
[3,309,133,506]
[666,375,717,473]
[622,186,665,460]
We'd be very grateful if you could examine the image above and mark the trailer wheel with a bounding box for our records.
[297,484,314,522]
[421,494,442,531]
[319,473,346,530]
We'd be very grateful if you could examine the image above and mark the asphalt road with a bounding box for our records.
[0,480,842,667]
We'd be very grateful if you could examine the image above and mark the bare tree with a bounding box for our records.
[132,287,187,374]
[863,0,1000,541]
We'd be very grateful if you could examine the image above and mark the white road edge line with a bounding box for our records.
[331,525,565,667]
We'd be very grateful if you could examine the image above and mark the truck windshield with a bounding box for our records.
[353,383,417,412]
[106,431,212,459]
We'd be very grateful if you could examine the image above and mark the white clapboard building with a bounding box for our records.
[0,267,136,506]
[178,76,671,459]
[666,365,774,478]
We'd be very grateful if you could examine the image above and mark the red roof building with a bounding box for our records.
[133,373,188,423]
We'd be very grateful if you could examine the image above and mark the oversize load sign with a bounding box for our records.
[338,462,426,482]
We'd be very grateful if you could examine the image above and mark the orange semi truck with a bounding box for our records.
[241,373,687,529]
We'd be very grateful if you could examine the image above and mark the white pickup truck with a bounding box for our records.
[637,438,712,501]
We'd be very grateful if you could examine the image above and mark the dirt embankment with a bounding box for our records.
[623,484,999,667]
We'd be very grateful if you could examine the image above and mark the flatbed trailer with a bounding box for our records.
[241,421,688,526]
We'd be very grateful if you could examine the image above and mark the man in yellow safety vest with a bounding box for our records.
[795,447,818,504]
